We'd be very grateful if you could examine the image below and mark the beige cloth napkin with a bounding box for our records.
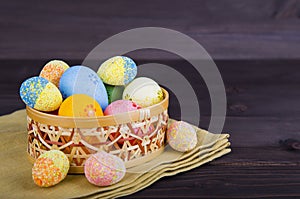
[0,110,230,199]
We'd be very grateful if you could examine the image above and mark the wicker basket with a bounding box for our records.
[26,88,169,173]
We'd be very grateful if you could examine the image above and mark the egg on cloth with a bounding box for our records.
[39,60,69,87]
[97,56,137,86]
[104,100,141,115]
[58,94,103,117]
[122,77,164,107]
[84,151,126,186]
[105,84,124,104]
[19,76,62,112]
[167,121,197,152]
[32,150,70,187]
[59,65,108,110]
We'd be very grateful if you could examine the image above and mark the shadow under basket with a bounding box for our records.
[27,89,169,174]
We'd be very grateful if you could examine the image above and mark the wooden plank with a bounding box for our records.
[128,147,300,198]
[1,1,300,60]
[130,165,300,198]
[212,147,300,165]
[201,117,300,147]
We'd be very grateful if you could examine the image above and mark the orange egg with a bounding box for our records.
[58,94,103,117]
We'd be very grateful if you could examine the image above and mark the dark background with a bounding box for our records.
[1,0,300,198]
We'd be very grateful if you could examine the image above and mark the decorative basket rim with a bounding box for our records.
[26,87,169,128]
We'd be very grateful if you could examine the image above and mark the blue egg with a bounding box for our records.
[59,66,108,110]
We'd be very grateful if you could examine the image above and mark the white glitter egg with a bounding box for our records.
[122,77,163,107]
[167,121,197,152]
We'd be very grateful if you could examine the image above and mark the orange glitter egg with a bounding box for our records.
[32,150,69,187]
[40,60,69,87]
[58,94,103,117]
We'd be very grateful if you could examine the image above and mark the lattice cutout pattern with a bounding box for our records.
[27,110,168,167]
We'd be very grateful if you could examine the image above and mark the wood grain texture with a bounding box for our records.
[0,0,300,60]
[129,164,300,198]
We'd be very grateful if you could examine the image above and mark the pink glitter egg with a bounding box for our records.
[167,121,197,152]
[104,100,141,115]
[84,151,126,186]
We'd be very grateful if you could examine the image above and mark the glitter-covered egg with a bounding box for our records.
[84,151,126,186]
[122,77,163,107]
[39,60,69,87]
[97,56,137,86]
[58,94,103,117]
[105,84,124,104]
[167,121,197,152]
[19,77,62,112]
[59,66,108,110]
[32,150,70,187]
[104,100,141,116]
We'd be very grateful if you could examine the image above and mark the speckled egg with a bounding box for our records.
[19,77,62,112]
[32,150,70,187]
[97,56,137,86]
[104,100,141,116]
[167,121,197,152]
[58,94,103,117]
[84,151,126,186]
[105,84,124,104]
[39,60,69,87]
[122,77,164,107]
[59,65,108,110]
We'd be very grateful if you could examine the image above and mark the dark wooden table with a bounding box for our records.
[1,0,300,198]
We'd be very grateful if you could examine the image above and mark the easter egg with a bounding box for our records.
[167,121,197,152]
[97,56,137,86]
[105,84,124,104]
[59,65,108,110]
[84,151,126,186]
[19,77,62,112]
[104,100,141,116]
[40,60,69,87]
[122,77,164,107]
[58,94,103,117]
[32,150,70,187]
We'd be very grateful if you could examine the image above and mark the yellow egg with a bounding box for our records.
[97,56,137,86]
[58,94,103,117]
